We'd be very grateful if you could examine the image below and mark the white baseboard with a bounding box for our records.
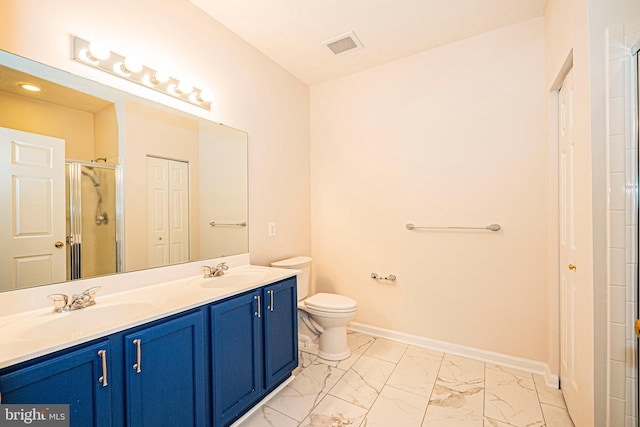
[349,322,559,389]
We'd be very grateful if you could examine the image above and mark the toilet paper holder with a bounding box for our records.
[371,273,396,281]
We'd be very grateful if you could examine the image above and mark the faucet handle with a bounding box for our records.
[202,266,212,277]
[48,294,69,312]
[83,286,101,302]
[83,286,101,296]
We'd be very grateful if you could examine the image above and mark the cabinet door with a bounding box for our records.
[263,277,298,390]
[0,341,111,427]
[211,290,263,427]
[124,312,205,427]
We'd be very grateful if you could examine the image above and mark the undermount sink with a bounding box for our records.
[189,268,270,289]
[19,302,155,341]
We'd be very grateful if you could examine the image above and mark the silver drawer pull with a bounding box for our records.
[268,290,274,312]
[255,295,261,318]
[133,339,142,373]
[98,349,108,387]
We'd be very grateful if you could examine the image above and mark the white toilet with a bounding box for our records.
[271,256,357,361]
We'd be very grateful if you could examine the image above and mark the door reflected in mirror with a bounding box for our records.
[0,52,248,292]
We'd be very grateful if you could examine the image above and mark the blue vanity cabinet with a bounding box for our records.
[263,278,298,390]
[210,277,298,427]
[0,276,298,427]
[0,341,112,427]
[123,311,206,427]
[210,289,263,427]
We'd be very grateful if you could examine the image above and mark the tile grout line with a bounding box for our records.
[420,351,446,426]
[357,340,408,426]
[483,360,487,423]
[532,373,549,427]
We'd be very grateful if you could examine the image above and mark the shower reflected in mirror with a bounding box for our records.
[66,161,118,280]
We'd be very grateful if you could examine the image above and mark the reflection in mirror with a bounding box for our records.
[0,51,248,292]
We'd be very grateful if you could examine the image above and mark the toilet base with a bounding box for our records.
[316,325,351,361]
[318,348,351,361]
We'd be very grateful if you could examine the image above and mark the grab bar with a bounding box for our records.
[209,221,247,227]
[405,223,501,232]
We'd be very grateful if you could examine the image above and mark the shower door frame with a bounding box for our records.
[66,160,123,279]
[635,45,640,423]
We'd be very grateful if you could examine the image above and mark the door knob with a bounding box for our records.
[635,319,640,340]
[568,264,576,271]
[54,241,64,248]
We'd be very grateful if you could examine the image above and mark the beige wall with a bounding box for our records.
[94,104,118,164]
[310,18,548,361]
[0,91,95,160]
[0,0,311,266]
[199,122,248,258]
[124,100,200,272]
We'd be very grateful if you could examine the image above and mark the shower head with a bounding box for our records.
[81,168,100,189]
[93,157,107,163]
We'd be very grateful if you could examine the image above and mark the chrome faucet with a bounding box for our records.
[213,262,229,276]
[202,262,229,278]
[48,286,101,313]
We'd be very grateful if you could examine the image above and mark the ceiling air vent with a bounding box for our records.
[323,31,363,56]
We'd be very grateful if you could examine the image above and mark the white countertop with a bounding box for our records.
[0,262,297,369]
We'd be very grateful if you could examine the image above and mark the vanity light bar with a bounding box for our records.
[72,36,212,110]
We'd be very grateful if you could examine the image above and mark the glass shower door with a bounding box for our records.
[66,162,118,280]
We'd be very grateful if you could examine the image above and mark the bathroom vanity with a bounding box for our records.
[0,263,298,427]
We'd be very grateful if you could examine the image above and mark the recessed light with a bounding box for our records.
[19,83,41,92]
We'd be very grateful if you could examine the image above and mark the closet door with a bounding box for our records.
[147,157,170,267]
[146,157,189,267]
[168,160,189,264]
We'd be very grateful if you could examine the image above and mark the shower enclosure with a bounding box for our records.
[65,161,119,280]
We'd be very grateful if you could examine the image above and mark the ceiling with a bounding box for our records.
[0,66,112,113]
[190,0,547,85]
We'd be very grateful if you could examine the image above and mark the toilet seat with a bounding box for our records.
[304,293,357,313]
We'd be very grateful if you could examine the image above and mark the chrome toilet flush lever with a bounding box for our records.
[48,286,101,313]
[371,273,397,281]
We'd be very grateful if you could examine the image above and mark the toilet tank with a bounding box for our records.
[271,256,311,300]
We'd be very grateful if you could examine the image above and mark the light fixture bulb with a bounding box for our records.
[19,83,41,92]
[124,57,143,74]
[88,41,110,61]
[154,70,169,84]
[199,89,214,103]
[177,80,193,95]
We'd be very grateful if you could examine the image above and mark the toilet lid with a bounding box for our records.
[304,293,357,311]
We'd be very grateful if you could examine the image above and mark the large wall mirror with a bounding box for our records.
[0,50,248,293]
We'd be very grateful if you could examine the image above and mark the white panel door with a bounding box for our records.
[146,156,189,267]
[147,157,169,267]
[168,160,189,264]
[0,127,66,290]
[558,69,578,410]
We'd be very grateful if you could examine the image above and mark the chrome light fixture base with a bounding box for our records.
[72,36,212,110]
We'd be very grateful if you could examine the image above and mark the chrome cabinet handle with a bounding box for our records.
[98,349,108,387]
[268,290,274,312]
[133,339,142,373]
[255,295,261,318]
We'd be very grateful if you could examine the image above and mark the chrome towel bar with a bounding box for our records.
[405,223,501,232]
[209,221,247,227]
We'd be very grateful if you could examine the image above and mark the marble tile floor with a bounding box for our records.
[237,332,575,427]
